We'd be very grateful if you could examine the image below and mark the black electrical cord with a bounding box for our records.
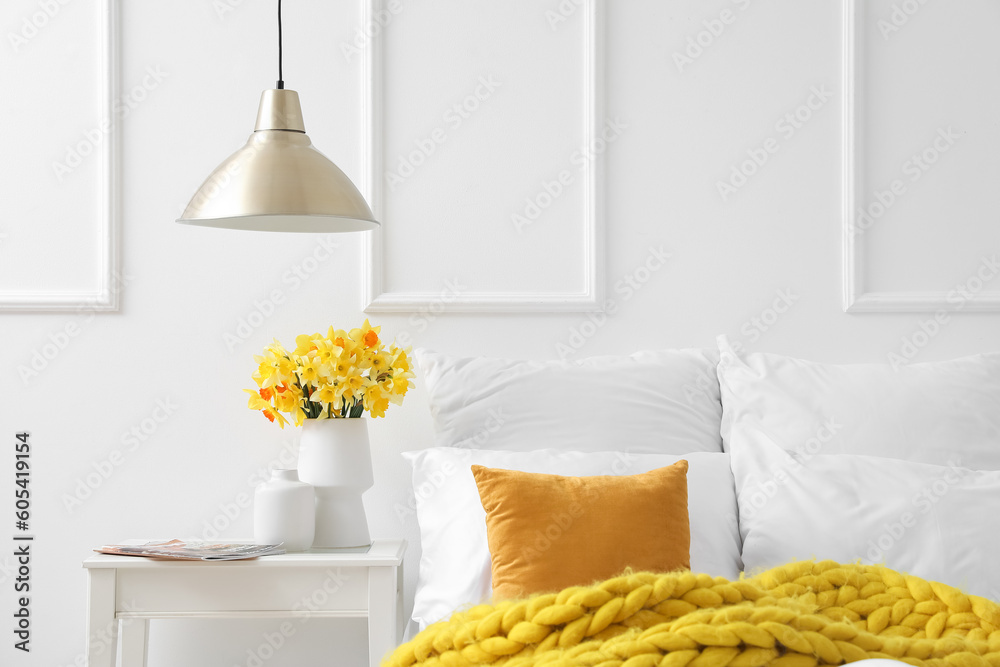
[276,0,284,89]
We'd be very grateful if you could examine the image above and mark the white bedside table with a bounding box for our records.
[82,539,406,667]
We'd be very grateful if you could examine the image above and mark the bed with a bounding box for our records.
[385,336,1000,666]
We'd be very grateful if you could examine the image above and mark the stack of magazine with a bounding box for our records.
[95,539,286,561]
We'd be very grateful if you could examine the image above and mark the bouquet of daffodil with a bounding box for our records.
[245,320,414,428]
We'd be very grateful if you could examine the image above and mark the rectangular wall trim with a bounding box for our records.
[361,0,605,313]
[841,0,1000,313]
[0,0,121,312]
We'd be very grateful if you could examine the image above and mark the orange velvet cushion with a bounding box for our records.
[471,461,691,600]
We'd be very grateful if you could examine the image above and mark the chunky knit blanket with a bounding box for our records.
[384,561,1000,667]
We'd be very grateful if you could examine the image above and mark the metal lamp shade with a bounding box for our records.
[176,89,378,233]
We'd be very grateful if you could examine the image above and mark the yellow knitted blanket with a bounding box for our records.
[384,561,1000,667]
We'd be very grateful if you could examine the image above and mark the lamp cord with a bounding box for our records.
[276,0,284,89]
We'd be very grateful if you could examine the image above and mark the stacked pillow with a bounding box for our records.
[472,461,692,601]
[716,335,1000,467]
[405,447,741,629]
[415,348,725,454]
[405,341,1000,631]
[717,336,1000,599]
[408,348,735,630]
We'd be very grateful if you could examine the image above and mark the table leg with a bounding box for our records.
[86,569,118,667]
[118,618,149,667]
[368,566,398,667]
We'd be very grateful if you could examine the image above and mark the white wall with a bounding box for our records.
[3,1,1000,666]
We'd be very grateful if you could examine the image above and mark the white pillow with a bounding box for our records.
[415,348,723,454]
[404,447,743,630]
[732,434,1000,599]
[717,336,1000,468]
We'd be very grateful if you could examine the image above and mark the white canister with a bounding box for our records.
[253,469,316,552]
[297,417,374,548]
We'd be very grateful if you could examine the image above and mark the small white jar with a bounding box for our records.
[254,469,316,552]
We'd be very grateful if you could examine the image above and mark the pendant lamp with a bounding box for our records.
[176,0,378,233]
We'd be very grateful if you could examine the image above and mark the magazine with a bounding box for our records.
[95,539,286,561]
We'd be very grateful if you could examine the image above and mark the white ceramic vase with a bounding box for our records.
[253,469,315,552]
[297,418,374,548]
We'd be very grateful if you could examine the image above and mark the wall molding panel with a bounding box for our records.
[362,0,605,313]
[841,0,1000,313]
[0,0,121,312]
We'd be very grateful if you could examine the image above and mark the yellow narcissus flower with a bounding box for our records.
[391,348,411,374]
[350,319,381,349]
[362,383,384,411]
[310,384,341,410]
[369,397,390,418]
[263,407,286,427]
[244,389,289,429]
[390,370,415,397]
[246,322,413,427]
[331,357,353,377]
[337,374,366,404]
[369,351,390,374]
[355,355,373,372]
[313,338,343,366]
[273,383,302,415]
[294,333,323,356]
[253,343,298,389]
[274,355,297,385]
[245,388,268,407]
[326,326,350,347]
[298,355,321,383]
[254,353,277,385]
